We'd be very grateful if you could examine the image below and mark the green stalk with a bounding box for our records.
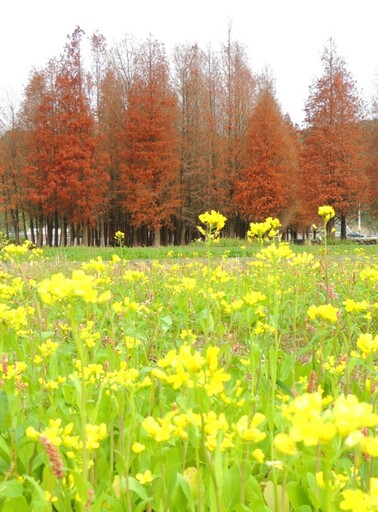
[69,304,88,483]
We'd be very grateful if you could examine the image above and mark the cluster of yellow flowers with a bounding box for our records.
[1,240,43,261]
[318,205,336,222]
[197,210,227,242]
[114,230,125,247]
[153,345,231,396]
[70,360,151,391]
[38,270,111,304]
[275,392,378,455]
[307,303,339,324]
[142,408,267,453]
[340,478,378,511]
[0,303,34,333]
[356,333,378,359]
[247,217,281,243]
[26,419,107,456]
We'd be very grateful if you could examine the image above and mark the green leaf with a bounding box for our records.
[2,496,29,512]
[263,482,290,512]
[306,473,320,509]
[286,481,311,508]
[0,479,24,498]
[0,434,10,460]
[234,505,252,512]
[276,379,294,398]
[160,315,172,333]
[71,470,90,505]
[40,331,55,340]
[0,390,8,430]
[279,353,294,382]
[199,309,214,334]
[169,474,192,511]
[245,475,269,511]
[127,476,150,502]
[223,464,241,510]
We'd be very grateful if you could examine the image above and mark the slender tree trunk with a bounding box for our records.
[22,210,28,241]
[37,215,44,247]
[30,217,36,245]
[11,207,20,244]
[82,223,89,246]
[47,218,53,247]
[340,215,347,240]
[99,218,105,247]
[4,210,9,239]
[70,224,75,245]
[54,210,59,247]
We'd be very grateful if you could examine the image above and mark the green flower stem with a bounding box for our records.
[69,304,88,483]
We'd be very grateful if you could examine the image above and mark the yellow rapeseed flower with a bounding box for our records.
[333,394,378,436]
[318,205,335,222]
[132,442,146,453]
[198,210,227,231]
[307,304,339,323]
[136,470,154,485]
[274,433,297,455]
[344,299,369,313]
[356,333,378,359]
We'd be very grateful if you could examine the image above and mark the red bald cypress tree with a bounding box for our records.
[120,38,180,246]
[235,83,298,221]
[302,39,368,238]
[24,28,110,245]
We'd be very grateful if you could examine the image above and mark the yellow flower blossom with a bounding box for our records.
[274,433,297,455]
[307,304,339,323]
[38,270,99,304]
[318,205,335,221]
[81,257,107,273]
[136,469,153,485]
[344,299,369,313]
[333,394,378,436]
[38,339,59,358]
[198,210,226,232]
[85,423,107,450]
[356,333,378,359]
[252,448,265,463]
[132,442,146,453]
[247,217,281,243]
[340,479,378,512]
[234,413,266,443]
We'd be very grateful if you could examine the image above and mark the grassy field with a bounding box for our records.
[0,237,377,511]
[40,237,378,262]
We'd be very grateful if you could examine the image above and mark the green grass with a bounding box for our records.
[41,238,378,262]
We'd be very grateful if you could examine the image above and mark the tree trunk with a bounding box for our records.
[152,228,161,247]
[340,215,347,240]
[22,210,28,241]
[46,218,53,247]
[37,215,44,247]
[54,210,59,247]
[30,217,36,245]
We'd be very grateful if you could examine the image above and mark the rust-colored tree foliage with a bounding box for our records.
[22,65,60,245]
[24,28,110,245]
[302,39,368,238]
[0,90,28,242]
[220,30,256,235]
[364,99,378,223]
[234,83,299,222]
[173,43,218,243]
[120,38,180,246]
[2,30,377,246]
[54,27,110,243]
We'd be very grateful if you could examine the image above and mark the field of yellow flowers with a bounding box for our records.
[0,210,377,512]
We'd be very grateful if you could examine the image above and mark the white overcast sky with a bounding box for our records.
[1,0,377,126]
